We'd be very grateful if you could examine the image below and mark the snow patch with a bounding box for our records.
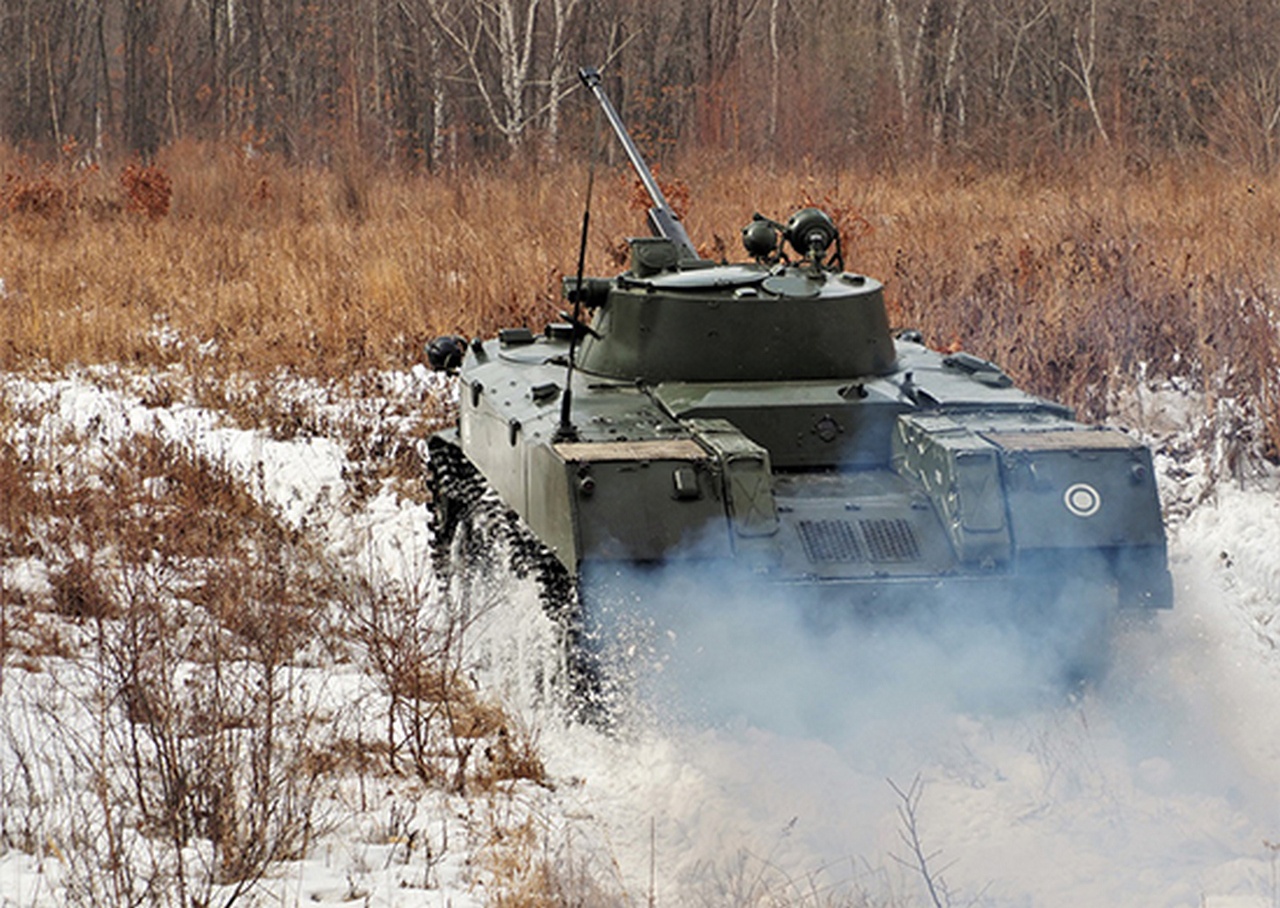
[2,370,1278,907]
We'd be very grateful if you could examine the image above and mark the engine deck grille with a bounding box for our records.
[797,519,864,563]
[860,518,921,562]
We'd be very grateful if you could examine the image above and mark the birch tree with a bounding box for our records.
[1059,0,1109,146]
[930,0,969,162]
[426,0,540,150]
[543,0,585,151]
[883,0,931,146]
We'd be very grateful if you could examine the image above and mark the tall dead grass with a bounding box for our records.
[2,142,1278,459]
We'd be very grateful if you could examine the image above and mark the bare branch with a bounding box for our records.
[888,775,953,908]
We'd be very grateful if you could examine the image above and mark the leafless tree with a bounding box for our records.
[0,0,1278,168]
[1059,0,1109,146]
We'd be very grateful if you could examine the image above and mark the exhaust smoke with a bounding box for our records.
[533,538,1280,908]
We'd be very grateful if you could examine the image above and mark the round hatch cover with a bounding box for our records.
[640,265,766,290]
[762,273,822,298]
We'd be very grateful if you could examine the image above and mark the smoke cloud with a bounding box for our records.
[543,548,1280,907]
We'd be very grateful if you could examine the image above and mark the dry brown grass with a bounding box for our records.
[0,142,594,379]
[843,163,1280,432]
[479,813,623,908]
[2,143,1277,457]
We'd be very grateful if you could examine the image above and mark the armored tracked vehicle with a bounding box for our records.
[427,68,1172,708]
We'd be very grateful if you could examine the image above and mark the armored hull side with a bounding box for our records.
[433,316,1171,612]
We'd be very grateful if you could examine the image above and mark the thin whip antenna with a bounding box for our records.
[555,74,602,442]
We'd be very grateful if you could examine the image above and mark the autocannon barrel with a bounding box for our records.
[578,66,700,262]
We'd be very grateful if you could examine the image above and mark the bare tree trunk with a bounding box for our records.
[124,0,160,158]
[215,0,233,139]
[768,0,780,145]
[543,0,584,159]
[429,27,447,167]
[930,0,968,165]
[166,49,181,142]
[994,0,1049,119]
[94,0,110,156]
[1062,0,1109,147]
[497,0,540,148]
[1251,64,1280,171]
[427,0,543,151]
[884,0,930,149]
[41,18,61,148]
[245,0,264,136]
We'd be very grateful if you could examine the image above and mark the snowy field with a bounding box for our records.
[1,367,1278,907]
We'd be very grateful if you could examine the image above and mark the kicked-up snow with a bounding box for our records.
[524,502,1280,907]
[1,368,1277,907]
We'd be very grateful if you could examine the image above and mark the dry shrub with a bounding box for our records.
[481,815,622,908]
[0,437,35,555]
[49,558,118,622]
[627,165,690,219]
[350,573,547,796]
[192,378,325,440]
[342,427,431,507]
[5,170,74,216]
[18,427,329,669]
[119,161,173,220]
[3,425,337,893]
[2,150,97,222]
[475,723,547,790]
[35,432,303,579]
[300,737,391,778]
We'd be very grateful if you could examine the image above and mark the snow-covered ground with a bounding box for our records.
[1,369,1277,907]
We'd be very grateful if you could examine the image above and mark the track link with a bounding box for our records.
[426,433,603,719]
[426,433,571,603]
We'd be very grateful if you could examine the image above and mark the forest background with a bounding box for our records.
[6,0,1280,169]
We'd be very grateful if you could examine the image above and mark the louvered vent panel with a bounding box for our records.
[860,518,921,562]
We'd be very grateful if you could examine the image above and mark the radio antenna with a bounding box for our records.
[554,70,602,443]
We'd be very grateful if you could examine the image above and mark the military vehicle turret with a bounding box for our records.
[427,68,1172,709]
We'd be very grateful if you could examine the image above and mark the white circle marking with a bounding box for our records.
[1064,482,1101,517]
